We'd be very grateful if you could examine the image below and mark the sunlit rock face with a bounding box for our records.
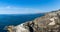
[7,9,60,32]
[7,23,30,32]
[48,17,57,25]
[15,23,29,32]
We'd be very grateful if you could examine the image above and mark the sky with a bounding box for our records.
[0,0,60,14]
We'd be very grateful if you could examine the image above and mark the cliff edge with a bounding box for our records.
[7,9,60,32]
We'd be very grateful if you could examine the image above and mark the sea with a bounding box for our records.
[0,13,45,32]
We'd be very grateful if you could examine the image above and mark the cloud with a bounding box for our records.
[6,6,11,8]
[0,6,41,14]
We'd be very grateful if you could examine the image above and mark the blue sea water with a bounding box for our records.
[0,13,44,32]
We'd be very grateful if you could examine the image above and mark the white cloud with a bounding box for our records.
[0,6,41,14]
[6,6,11,8]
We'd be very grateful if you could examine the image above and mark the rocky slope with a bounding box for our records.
[7,9,60,32]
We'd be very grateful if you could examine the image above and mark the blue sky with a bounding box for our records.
[0,0,60,14]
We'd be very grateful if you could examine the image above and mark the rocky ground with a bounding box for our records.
[7,9,60,32]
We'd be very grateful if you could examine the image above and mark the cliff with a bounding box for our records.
[7,9,60,32]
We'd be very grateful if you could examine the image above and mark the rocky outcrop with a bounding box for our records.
[7,9,60,32]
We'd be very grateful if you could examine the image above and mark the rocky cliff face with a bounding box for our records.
[7,9,60,32]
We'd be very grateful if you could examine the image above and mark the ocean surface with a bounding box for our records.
[0,13,44,32]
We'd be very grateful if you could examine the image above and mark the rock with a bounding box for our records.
[7,9,60,32]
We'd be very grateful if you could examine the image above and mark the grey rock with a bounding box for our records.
[7,9,60,32]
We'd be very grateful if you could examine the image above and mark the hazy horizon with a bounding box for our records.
[0,0,60,14]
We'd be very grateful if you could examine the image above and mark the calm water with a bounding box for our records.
[0,13,44,32]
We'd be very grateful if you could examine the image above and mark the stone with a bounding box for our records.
[7,9,60,32]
